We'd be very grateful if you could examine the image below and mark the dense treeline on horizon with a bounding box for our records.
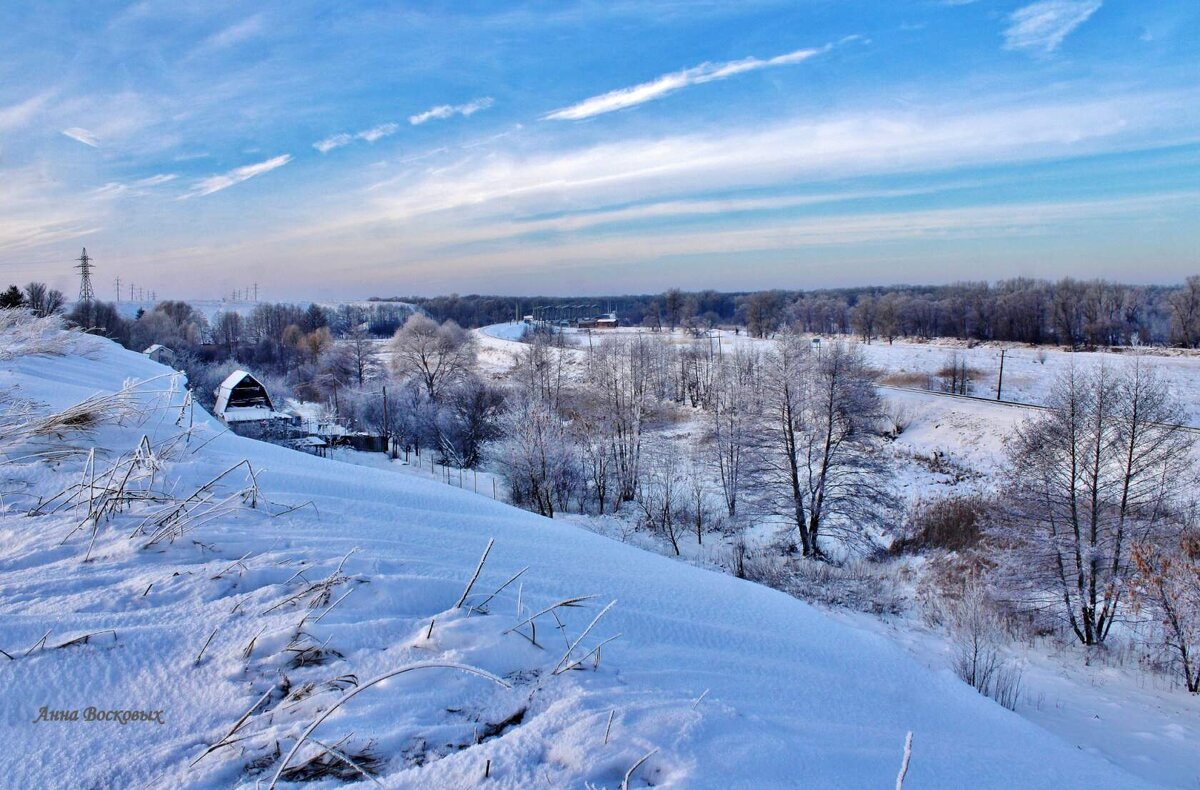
[380,275,1200,349]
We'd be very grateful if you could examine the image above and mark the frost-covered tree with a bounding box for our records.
[995,360,1196,645]
[706,349,758,518]
[390,314,476,401]
[496,391,580,518]
[435,376,505,468]
[636,446,686,555]
[345,324,380,387]
[752,336,894,558]
[589,335,654,503]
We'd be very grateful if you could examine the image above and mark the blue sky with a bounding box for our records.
[1,1,1197,299]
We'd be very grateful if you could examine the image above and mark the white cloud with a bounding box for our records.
[62,127,100,147]
[185,154,292,198]
[0,92,53,132]
[1003,0,1102,53]
[314,133,353,153]
[356,122,399,142]
[314,122,400,153]
[201,15,264,50]
[409,97,494,125]
[544,44,831,121]
[133,173,177,186]
[363,95,1149,224]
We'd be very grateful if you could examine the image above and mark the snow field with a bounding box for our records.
[0,318,1157,787]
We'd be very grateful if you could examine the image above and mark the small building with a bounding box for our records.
[213,370,294,435]
[289,435,329,457]
[578,312,620,330]
[143,344,177,367]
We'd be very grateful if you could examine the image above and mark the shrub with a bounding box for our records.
[893,495,986,554]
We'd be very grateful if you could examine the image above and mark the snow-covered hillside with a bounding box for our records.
[0,319,1152,788]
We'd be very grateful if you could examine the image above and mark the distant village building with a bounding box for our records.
[143,344,177,367]
[577,312,620,330]
[213,370,295,437]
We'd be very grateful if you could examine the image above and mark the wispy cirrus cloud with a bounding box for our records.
[409,97,494,125]
[314,122,400,153]
[314,133,353,154]
[0,92,53,132]
[1003,0,1102,53]
[185,154,292,198]
[201,15,265,50]
[544,44,833,121]
[134,173,178,187]
[62,127,100,147]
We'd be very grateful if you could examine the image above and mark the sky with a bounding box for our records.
[1,1,1198,300]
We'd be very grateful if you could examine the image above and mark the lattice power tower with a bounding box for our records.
[75,248,96,302]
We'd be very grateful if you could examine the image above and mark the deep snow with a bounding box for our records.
[0,323,1160,788]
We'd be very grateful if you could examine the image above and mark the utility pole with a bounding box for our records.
[114,275,121,302]
[75,248,96,301]
[996,348,1006,401]
[254,282,258,301]
[381,385,391,457]
[129,282,135,301]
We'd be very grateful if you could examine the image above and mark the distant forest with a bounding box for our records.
[377,275,1200,348]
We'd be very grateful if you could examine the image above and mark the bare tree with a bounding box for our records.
[214,311,243,358]
[346,324,380,387]
[996,360,1196,645]
[511,332,571,411]
[569,394,615,515]
[637,446,686,555]
[497,391,580,518]
[707,350,758,518]
[389,314,476,401]
[589,335,654,503]
[24,282,65,317]
[753,336,894,558]
[1167,275,1200,349]
[683,456,712,546]
[436,376,505,468]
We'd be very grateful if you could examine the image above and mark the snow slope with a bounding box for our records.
[0,324,1154,788]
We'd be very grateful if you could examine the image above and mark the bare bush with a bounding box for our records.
[947,583,1022,710]
[1130,523,1200,692]
[893,495,986,555]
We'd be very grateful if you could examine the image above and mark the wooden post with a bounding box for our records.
[996,349,1006,401]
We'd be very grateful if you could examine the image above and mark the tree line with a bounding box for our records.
[382,275,1200,348]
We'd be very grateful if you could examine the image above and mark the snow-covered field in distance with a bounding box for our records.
[0,321,1157,787]
[478,322,1200,427]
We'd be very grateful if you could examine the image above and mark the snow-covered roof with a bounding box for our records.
[143,344,168,354]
